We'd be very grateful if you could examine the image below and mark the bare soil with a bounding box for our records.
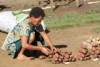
[0,0,100,67]
[0,24,100,67]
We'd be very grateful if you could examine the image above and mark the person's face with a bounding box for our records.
[30,16,43,27]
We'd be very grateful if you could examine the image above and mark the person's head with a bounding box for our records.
[29,7,45,27]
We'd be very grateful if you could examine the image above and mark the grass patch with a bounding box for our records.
[44,11,100,29]
[92,26,100,33]
[85,8,100,14]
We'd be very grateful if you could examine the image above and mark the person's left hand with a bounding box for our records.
[50,46,57,52]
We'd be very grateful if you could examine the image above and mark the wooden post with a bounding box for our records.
[75,0,86,7]
[50,0,56,10]
[75,0,80,7]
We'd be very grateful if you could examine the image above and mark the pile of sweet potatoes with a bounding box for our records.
[77,45,91,61]
[77,37,100,61]
[39,49,76,64]
[39,37,100,64]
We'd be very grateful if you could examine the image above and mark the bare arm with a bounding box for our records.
[21,35,41,50]
[20,35,49,55]
[40,31,56,50]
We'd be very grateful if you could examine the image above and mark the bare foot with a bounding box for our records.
[16,54,32,60]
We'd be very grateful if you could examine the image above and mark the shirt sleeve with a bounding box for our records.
[19,23,31,37]
[35,24,44,32]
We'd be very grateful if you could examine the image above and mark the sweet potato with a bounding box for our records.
[90,50,95,55]
[77,52,85,58]
[60,51,66,56]
[46,58,51,62]
[77,55,84,61]
[86,57,91,60]
[65,54,70,59]
[98,55,100,58]
[91,47,97,51]
[91,42,98,47]
[95,50,100,55]
[58,58,62,62]
[66,51,72,55]
[71,58,76,62]
[70,54,74,58]
[79,48,88,54]
[93,54,98,58]
[83,57,87,61]
[81,45,87,49]
[68,57,72,61]
[59,55,64,59]
[96,47,100,51]
[48,54,53,58]
[53,54,59,61]
[54,53,59,58]
[85,52,90,57]
[39,55,46,59]
[51,60,56,64]
[63,58,69,62]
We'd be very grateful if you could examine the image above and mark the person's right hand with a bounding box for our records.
[40,47,50,55]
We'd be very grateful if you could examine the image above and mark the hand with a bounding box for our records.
[50,46,57,52]
[40,47,50,55]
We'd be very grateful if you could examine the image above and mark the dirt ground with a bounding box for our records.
[0,24,100,67]
[0,0,100,67]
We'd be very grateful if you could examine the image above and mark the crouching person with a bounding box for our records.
[2,7,57,60]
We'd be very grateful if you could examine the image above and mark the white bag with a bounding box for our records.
[0,11,16,33]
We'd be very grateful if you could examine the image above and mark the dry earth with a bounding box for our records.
[0,0,100,67]
[0,24,100,67]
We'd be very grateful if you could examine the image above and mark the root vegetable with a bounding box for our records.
[77,53,85,58]
[96,47,100,50]
[65,54,70,59]
[68,58,72,61]
[39,48,76,64]
[98,55,100,58]
[55,61,60,64]
[60,51,65,56]
[81,45,87,49]
[85,52,90,57]
[95,50,100,55]
[83,57,87,61]
[39,55,46,59]
[58,58,62,62]
[86,57,91,60]
[79,48,88,54]
[53,53,59,61]
[54,53,59,58]
[48,55,52,58]
[70,54,74,58]
[90,50,95,55]
[93,54,98,58]
[53,49,58,54]
[71,58,76,62]
[59,56,64,59]
[63,58,69,62]
[77,55,84,61]
[46,58,51,62]
[51,60,56,64]
[91,42,98,47]
[66,51,72,55]
[91,47,97,51]
[53,56,58,61]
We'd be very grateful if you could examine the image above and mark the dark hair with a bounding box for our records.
[29,7,45,18]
